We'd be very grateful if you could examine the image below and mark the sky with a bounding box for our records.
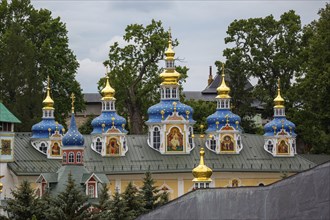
[31,0,327,93]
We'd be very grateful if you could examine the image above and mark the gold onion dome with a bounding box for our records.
[42,76,54,110]
[101,75,116,101]
[160,29,180,85]
[274,78,284,108]
[216,63,231,99]
[192,147,213,182]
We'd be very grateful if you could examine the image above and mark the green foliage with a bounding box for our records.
[47,173,90,220]
[5,180,39,220]
[141,171,166,212]
[183,99,216,132]
[0,0,84,131]
[78,115,95,134]
[288,3,330,154]
[102,19,187,134]
[122,182,146,218]
[223,10,303,118]
[107,190,132,220]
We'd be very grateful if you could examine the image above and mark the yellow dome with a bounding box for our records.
[192,147,213,182]
[101,76,116,101]
[160,29,180,85]
[274,78,284,108]
[216,63,231,99]
[42,76,54,110]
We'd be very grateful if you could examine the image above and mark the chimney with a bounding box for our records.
[208,66,213,86]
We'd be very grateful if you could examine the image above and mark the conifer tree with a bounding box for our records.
[107,190,132,220]
[156,191,169,207]
[5,180,39,220]
[141,171,161,212]
[122,182,146,218]
[92,183,111,220]
[47,173,90,220]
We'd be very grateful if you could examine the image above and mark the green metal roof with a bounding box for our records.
[8,133,318,176]
[0,102,21,123]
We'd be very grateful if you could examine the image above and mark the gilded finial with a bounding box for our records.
[186,110,190,119]
[111,117,115,126]
[272,125,277,135]
[235,121,239,129]
[70,93,75,113]
[289,126,292,135]
[101,66,116,101]
[216,62,231,99]
[160,110,165,120]
[42,75,55,110]
[62,128,65,134]
[200,124,205,138]
[55,121,59,131]
[192,147,213,183]
[172,102,177,112]
[274,78,285,108]
[48,128,51,136]
[225,114,229,124]
[102,123,105,132]
[122,124,125,129]
[216,121,219,129]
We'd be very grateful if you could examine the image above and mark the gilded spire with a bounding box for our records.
[71,93,75,113]
[192,147,213,182]
[216,63,231,99]
[101,66,116,101]
[42,76,55,110]
[274,78,284,108]
[160,28,180,85]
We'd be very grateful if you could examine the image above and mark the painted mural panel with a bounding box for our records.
[220,135,235,151]
[167,127,183,152]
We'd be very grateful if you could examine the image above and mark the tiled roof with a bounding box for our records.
[0,102,21,123]
[9,133,316,176]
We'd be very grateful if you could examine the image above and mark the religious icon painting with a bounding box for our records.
[166,127,184,152]
[106,137,120,155]
[277,139,289,154]
[220,135,235,152]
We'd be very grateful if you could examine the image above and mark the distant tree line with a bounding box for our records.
[1,171,168,220]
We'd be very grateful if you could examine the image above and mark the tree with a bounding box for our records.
[122,182,146,218]
[107,190,132,220]
[288,4,330,154]
[0,0,84,131]
[102,20,188,134]
[47,173,90,220]
[5,180,39,220]
[141,171,161,212]
[92,183,111,220]
[223,11,303,118]
[78,115,95,134]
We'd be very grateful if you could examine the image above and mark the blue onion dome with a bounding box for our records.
[91,112,127,134]
[206,109,241,132]
[62,113,84,147]
[146,100,195,123]
[91,73,127,134]
[31,119,64,138]
[31,76,64,138]
[264,118,296,137]
[264,78,296,137]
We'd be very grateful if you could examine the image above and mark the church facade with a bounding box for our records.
[0,32,322,212]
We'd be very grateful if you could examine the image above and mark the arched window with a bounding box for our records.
[237,136,241,148]
[153,127,160,149]
[63,152,67,163]
[161,88,164,99]
[165,88,170,99]
[221,101,224,108]
[76,152,81,163]
[210,137,216,150]
[267,140,273,152]
[259,183,265,186]
[232,179,239,187]
[88,185,95,198]
[68,152,74,163]
[188,127,193,148]
[123,139,126,150]
[172,88,177,98]
[39,142,47,154]
[96,138,102,153]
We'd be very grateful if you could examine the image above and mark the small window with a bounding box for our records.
[259,183,264,186]
[161,88,164,99]
[221,101,224,108]
[96,138,102,153]
[63,152,67,163]
[232,179,239,187]
[153,127,160,149]
[267,140,273,152]
[200,183,204,188]
[0,122,12,132]
[172,88,177,98]
[188,127,193,148]
[206,183,210,188]
[68,152,74,163]
[210,138,216,150]
[165,88,170,99]
[76,152,81,163]
[123,139,126,150]
[39,142,47,154]
[88,185,95,198]
[237,137,241,147]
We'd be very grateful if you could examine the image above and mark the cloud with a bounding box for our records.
[76,59,105,93]
[110,1,174,13]
[89,36,128,61]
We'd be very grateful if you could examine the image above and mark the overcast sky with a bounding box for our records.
[31,1,327,93]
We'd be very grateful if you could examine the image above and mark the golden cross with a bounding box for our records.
[71,93,75,113]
